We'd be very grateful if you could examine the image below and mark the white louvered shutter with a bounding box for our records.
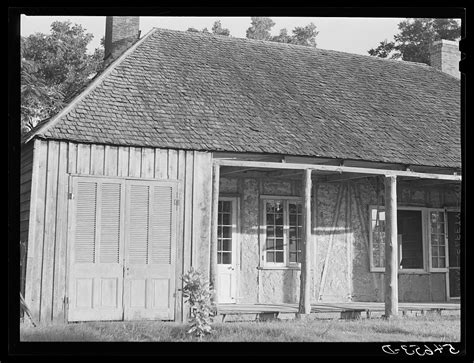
[75,181,98,263]
[128,184,150,264]
[150,185,173,264]
[99,183,122,263]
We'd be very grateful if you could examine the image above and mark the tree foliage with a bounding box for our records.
[246,17,319,47]
[368,18,461,65]
[21,21,103,134]
[187,20,230,36]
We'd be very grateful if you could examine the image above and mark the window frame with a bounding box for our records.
[260,195,303,269]
[369,205,430,273]
[428,208,449,273]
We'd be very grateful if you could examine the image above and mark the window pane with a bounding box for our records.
[275,226,284,237]
[218,239,223,251]
[438,257,446,268]
[289,214,297,226]
[275,238,284,250]
[222,252,232,264]
[439,246,445,257]
[222,239,232,252]
[275,252,284,263]
[266,251,274,263]
[266,226,274,237]
[289,203,297,214]
[222,213,231,226]
[218,226,223,238]
[221,201,231,212]
[432,247,439,258]
[432,257,438,268]
[218,252,222,264]
[222,226,231,238]
[275,213,283,225]
[266,238,275,249]
[266,213,275,225]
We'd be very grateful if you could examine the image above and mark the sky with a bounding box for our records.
[20,16,406,56]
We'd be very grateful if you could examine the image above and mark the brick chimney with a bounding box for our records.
[429,39,460,79]
[104,16,140,67]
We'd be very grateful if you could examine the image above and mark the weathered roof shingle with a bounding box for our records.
[29,28,461,168]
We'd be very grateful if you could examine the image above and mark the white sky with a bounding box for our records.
[20,16,406,56]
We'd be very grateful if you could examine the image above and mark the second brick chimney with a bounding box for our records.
[104,16,141,67]
[429,39,460,79]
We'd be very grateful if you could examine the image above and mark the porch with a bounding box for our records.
[217,301,461,321]
[210,156,461,318]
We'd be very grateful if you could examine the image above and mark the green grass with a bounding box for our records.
[20,314,460,342]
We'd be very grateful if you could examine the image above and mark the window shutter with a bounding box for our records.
[75,181,98,263]
[99,183,122,263]
[150,185,173,264]
[128,184,150,264]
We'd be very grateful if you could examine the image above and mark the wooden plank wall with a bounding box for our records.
[24,139,213,323]
[20,142,34,296]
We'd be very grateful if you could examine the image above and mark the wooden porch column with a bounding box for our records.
[384,175,399,318]
[209,163,220,302]
[298,169,312,315]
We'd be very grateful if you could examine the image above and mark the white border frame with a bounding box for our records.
[260,195,303,269]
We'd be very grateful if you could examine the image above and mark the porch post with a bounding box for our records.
[298,169,312,315]
[210,163,220,302]
[384,175,399,317]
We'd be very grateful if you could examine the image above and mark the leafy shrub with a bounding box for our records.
[181,267,217,340]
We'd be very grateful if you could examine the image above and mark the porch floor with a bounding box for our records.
[216,301,460,320]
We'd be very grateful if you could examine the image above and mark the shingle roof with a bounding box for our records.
[28,28,461,168]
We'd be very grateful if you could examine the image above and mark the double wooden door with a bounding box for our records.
[67,176,177,322]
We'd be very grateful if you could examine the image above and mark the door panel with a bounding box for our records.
[216,198,237,303]
[123,180,176,320]
[68,177,125,322]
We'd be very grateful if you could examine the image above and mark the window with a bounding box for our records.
[369,206,425,272]
[430,210,447,270]
[262,198,303,266]
[218,200,233,264]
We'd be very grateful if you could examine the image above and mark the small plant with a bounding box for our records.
[181,267,217,340]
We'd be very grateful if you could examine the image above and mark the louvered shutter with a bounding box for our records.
[75,181,98,263]
[128,184,150,264]
[150,185,173,264]
[100,183,122,263]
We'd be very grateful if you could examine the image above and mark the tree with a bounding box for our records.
[21,21,103,133]
[211,20,230,36]
[187,21,230,36]
[246,17,275,41]
[368,18,461,65]
[246,17,318,47]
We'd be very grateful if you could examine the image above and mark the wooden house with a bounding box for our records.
[20,17,462,324]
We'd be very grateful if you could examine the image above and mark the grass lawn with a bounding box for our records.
[20,314,460,342]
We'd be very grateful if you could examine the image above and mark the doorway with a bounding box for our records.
[216,197,238,303]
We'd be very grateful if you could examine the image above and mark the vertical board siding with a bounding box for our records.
[191,152,213,277]
[90,144,105,175]
[25,140,212,323]
[40,141,60,323]
[104,145,118,176]
[20,143,34,242]
[52,142,69,322]
[25,139,48,322]
[155,149,168,179]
